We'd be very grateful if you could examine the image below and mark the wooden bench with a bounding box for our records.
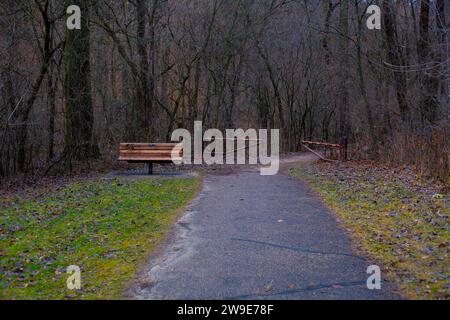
[119,143,183,174]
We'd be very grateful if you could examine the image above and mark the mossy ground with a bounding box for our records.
[0,176,201,299]
[287,161,449,300]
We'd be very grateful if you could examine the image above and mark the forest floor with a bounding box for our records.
[286,160,449,300]
[0,174,201,299]
[1,155,448,300]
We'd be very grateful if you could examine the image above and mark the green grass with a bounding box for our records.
[0,176,201,299]
[287,162,449,300]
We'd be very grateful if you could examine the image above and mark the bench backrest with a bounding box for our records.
[119,143,183,162]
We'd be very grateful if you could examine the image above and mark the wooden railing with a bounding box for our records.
[302,137,348,162]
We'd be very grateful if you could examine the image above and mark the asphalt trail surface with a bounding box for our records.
[131,163,397,300]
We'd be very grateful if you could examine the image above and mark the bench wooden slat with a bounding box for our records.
[119,143,180,148]
[119,151,181,157]
[118,142,183,165]
[119,158,182,161]
[119,150,181,155]
[119,156,180,160]
[120,146,180,150]
[120,144,181,148]
[120,142,179,146]
[120,143,178,148]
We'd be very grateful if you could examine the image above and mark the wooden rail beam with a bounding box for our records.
[302,140,342,149]
[301,143,338,162]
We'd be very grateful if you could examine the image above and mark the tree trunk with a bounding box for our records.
[64,0,99,160]
[383,0,410,124]
[417,0,440,125]
[355,1,376,150]
[136,0,150,133]
[436,0,448,112]
[337,0,349,138]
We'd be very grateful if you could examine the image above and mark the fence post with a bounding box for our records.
[340,136,348,161]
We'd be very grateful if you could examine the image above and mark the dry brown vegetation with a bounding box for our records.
[0,0,448,182]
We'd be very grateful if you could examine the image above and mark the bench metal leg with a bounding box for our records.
[147,162,153,175]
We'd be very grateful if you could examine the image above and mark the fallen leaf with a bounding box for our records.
[265,281,274,292]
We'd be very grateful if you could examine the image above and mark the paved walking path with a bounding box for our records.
[131,159,397,300]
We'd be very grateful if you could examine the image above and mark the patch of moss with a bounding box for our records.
[0,176,201,299]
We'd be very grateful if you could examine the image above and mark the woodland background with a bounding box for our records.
[0,0,448,182]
